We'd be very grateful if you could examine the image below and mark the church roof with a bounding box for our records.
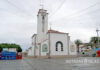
[48,29,68,34]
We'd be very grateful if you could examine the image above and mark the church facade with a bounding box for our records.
[29,9,77,58]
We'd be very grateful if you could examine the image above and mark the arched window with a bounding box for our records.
[42,44,48,52]
[56,41,63,51]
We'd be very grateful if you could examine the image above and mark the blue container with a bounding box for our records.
[1,51,17,60]
[1,56,16,60]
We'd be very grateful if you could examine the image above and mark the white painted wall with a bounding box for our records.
[50,33,69,56]
[28,48,32,56]
[31,46,34,56]
[30,35,36,56]
[69,41,77,55]
[37,9,48,43]
[30,9,77,57]
[35,45,39,56]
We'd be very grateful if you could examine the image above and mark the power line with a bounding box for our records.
[0,8,19,17]
[62,2,100,20]
[49,1,100,22]
[48,1,100,30]
[49,0,66,19]
[4,0,33,17]
[0,8,34,18]
[65,8,100,22]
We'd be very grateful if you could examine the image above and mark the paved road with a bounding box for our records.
[0,59,34,70]
[0,57,100,70]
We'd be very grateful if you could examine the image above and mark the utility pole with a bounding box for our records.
[96,28,100,47]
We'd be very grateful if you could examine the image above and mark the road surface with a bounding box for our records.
[0,57,100,70]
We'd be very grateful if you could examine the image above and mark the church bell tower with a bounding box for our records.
[37,9,48,43]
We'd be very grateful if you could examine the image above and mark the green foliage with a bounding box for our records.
[0,43,22,52]
[82,52,85,54]
[90,37,99,44]
[90,37,100,48]
[75,39,82,47]
[75,39,82,53]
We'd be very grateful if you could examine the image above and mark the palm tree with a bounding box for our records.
[75,39,82,53]
[87,42,93,49]
[90,37,100,48]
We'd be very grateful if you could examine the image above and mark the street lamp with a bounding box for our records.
[96,28,100,47]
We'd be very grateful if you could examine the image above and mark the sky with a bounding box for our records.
[0,0,100,51]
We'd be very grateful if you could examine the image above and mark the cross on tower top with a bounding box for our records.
[40,0,44,9]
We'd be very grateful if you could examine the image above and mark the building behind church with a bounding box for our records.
[28,9,77,58]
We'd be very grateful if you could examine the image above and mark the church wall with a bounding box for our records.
[35,45,39,56]
[50,33,69,56]
[31,45,34,56]
[37,10,48,43]
[30,9,77,58]
[69,41,77,55]
[31,34,37,56]
[31,37,35,56]
[31,34,40,57]
[28,49,32,56]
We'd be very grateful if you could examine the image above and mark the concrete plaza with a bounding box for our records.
[0,57,100,70]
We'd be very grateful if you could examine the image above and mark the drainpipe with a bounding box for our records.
[67,35,70,56]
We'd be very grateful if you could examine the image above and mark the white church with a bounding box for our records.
[28,8,77,58]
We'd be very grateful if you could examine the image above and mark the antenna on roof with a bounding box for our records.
[40,0,44,9]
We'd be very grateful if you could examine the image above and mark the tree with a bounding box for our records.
[86,42,93,49]
[0,43,22,52]
[90,37,100,48]
[75,39,82,53]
